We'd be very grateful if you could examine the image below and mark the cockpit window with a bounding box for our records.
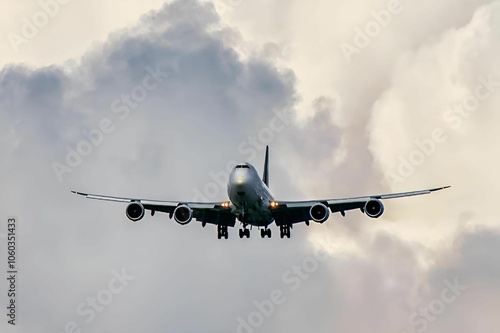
[235,165,250,169]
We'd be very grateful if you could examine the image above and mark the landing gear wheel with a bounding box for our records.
[217,225,228,240]
[260,228,272,238]
[260,228,266,238]
[239,229,250,238]
[280,225,291,238]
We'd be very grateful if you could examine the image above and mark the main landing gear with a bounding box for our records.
[280,225,291,238]
[217,225,228,239]
[239,228,250,239]
[260,228,272,238]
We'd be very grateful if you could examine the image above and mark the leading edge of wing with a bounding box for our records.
[70,191,221,209]
[72,191,134,203]
[371,185,450,200]
[276,186,451,208]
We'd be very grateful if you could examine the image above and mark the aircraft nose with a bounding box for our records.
[231,172,249,196]
[233,178,247,194]
[234,176,245,186]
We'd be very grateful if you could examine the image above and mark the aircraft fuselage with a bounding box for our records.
[228,163,274,226]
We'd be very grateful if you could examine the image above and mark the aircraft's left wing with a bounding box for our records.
[71,191,236,227]
[271,186,450,225]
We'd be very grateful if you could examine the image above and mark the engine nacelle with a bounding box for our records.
[126,202,145,222]
[174,205,193,225]
[364,199,385,218]
[309,203,330,223]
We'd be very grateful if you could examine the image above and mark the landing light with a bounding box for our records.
[221,202,230,208]
[270,201,279,208]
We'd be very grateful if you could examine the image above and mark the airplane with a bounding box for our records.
[72,146,450,239]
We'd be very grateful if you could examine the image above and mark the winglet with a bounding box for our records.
[263,146,270,188]
[430,185,451,192]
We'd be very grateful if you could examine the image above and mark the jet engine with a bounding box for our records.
[126,202,145,222]
[364,199,385,218]
[174,205,193,225]
[309,203,330,223]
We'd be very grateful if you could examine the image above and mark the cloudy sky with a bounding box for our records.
[1,0,499,332]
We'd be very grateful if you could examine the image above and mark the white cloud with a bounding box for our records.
[0,0,499,332]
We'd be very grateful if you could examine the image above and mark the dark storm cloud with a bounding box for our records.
[0,65,74,144]
[0,1,318,332]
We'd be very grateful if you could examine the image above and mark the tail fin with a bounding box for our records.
[263,146,269,188]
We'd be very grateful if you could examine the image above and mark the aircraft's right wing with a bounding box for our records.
[71,191,236,227]
[270,186,450,225]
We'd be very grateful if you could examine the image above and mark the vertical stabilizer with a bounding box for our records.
[263,146,269,188]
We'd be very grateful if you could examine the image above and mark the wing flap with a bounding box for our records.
[193,209,236,227]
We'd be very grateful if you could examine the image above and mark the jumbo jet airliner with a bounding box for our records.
[72,146,449,239]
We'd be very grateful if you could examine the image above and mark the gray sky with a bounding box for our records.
[1,0,499,332]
